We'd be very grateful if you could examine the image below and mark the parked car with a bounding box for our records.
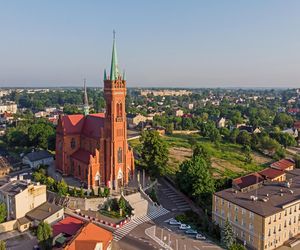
[169,219,181,225]
[196,234,206,240]
[179,224,191,230]
[185,229,198,234]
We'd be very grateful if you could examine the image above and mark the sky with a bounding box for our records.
[0,1,300,88]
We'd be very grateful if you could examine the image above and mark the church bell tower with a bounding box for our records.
[104,32,128,190]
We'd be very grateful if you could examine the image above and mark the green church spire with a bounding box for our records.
[110,30,119,81]
[104,69,107,80]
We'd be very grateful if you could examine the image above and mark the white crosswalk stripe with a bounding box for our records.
[113,206,169,242]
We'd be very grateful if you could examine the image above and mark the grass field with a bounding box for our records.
[129,133,272,180]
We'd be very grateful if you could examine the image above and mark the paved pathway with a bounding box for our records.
[113,205,169,242]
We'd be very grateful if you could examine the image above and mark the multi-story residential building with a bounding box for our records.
[140,89,192,97]
[212,159,298,250]
[0,102,17,114]
[0,179,46,220]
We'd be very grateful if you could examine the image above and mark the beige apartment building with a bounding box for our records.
[212,159,299,250]
[0,179,46,220]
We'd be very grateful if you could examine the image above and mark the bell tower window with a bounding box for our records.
[71,138,76,149]
[118,147,123,163]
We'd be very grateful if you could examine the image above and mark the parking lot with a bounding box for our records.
[155,218,222,250]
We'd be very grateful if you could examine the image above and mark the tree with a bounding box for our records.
[37,221,53,250]
[229,129,239,143]
[79,187,84,198]
[118,197,127,216]
[273,113,294,129]
[0,202,6,223]
[176,156,215,198]
[222,219,235,249]
[46,177,55,191]
[229,243,246,250]
[277,133,296,148]
[237,131,251,147]
[208,127,221,144]
[192,143,211,163]
[0,240,6,250]
[57,180,68,196]
[140,130,169,177]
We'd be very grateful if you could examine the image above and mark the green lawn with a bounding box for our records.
[129,133,271,180]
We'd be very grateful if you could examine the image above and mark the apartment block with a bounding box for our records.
[0,179,46,220]
[212,159,299,250]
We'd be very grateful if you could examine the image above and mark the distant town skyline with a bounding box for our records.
[1,1,300,88]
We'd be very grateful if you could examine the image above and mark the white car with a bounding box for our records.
[179,224,191,230]
[196,234,206,240]
[169,219,181,225]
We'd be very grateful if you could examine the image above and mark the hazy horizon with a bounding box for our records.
[1,1,300,88]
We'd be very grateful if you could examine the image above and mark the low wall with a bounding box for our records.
[0,220,17,233]
[47,190,117,211]
[172,130,199,135]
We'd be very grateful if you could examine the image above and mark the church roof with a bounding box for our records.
[71,149,92,164]
[82,113,105,139]
[60,113,105,138]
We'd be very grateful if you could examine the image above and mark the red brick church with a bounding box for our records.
[55,36,135,190]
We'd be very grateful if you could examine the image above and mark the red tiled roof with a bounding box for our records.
[60,113,105,138]
[71,149,92,164]
[258,167,284,180]
[294,121,300,130]
[53,216,84,237]
[61,115,85,134]
[82,113,105,139]
[271,158,295,171]
[232,172,264,189]
[65,222,113,250]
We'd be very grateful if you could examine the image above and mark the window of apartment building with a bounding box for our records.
[221,209,225,217]
[290,207,292,214]
[289,218,291,225]
[242,208,245,215]
[273,226,276,234]
[284,220,287,227]
[249,235,253,245]
[249,212,254,219]
[222,199,225,206]
[249,223,253,232]
[279,213,281,220]
[294,216,296,223]
[298,214,300,221]
[294,206,297,212]
[285,209,287,216]
[274,214,276,222]
[235,205,238,213]
[228,202,231,209]
[241,231,245,238]
[269,217,271,224]
[235,215,238,223]
[241,219,245,227]
[268,229,271,236]
[279,224,281,231]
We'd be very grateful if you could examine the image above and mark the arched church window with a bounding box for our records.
[118,147,123,163]
[116,103,122,117]
[78,165,81,176]
[71,138,76,149]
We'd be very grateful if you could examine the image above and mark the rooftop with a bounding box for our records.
[0,180,29,196]
[271,158,295,171]
[26,201,62,221]
[53,216,85,237]
[215,168,300,217]
[24,150,53,162]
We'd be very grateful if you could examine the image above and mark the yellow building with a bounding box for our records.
[213,167,299,250]
[0,179,46,220]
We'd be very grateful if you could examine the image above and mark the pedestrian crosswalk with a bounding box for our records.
[113,205,169,241]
